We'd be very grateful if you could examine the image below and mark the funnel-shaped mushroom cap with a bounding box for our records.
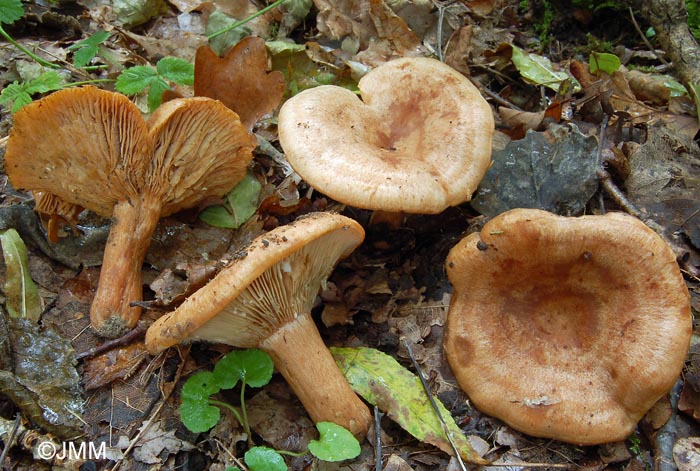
[5,87,255,217]
[5,87,256,337]
[277,57,494,214]
[146,212,372,438]
[444,208,692,445]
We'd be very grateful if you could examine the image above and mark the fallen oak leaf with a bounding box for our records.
[195,37,285,130]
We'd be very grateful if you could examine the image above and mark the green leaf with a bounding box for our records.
[179,371,222,433]
[213,349,274,390]
[0,229,41,322]
[308,422,361,462]
[331,347,488,465]
[0,0,24,24]
[588,52,621,75]
[24,71,63,94]
[510,44,580,93]
[244,447,287,471]
[146,77,170,112]
[200,173,261,229]
[156,57,194,85]
[115,65,158,95]
[69,30,110,68]
[205,10,252,57]
[285,0,312,20]
[113,0,168,27]
[0,72,64,113]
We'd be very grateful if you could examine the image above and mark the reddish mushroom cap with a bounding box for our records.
[444,208,692,445]
[278,57,494,213]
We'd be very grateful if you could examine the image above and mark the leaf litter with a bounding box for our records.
[0,0,700,469]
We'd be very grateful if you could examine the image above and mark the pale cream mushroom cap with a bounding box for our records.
[146,212,372,439]
[444,208,692,445]
[277,57,494,214]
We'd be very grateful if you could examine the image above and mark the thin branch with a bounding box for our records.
[402,339,468,471]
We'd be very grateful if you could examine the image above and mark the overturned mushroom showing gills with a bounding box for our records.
[145,212,372,439]
[444,208,692,445]
[277,57,493,214]
[5,87,256,338]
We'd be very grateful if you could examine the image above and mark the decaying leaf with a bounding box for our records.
[0,228,42,322]
[314,0,423,59]
[331,347,488,465]
[112,420,195,464]
[82,341,149,390]
[194,37,285,129]
[509,44,580,93]
[673,437,700,471]
[0,317,83,439]
[471,125,599,217]
[624,126,700,251]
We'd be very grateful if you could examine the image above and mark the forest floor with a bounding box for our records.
[0,0,699,470]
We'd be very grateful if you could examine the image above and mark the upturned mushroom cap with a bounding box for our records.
[444,208,692,445]
[277,57,494,214]
[146,211,372,438]
[5,87,256,337]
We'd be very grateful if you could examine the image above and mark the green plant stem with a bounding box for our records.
[0,25,59,69]
[65,79,114,87]
[239,382,251,441]
[209,399,244,428]
[276,449,307,457]
[207,0,288,40]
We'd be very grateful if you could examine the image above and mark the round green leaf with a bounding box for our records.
[179,371,222,433]
[244,446,287,471]
[307,422,361,462]
[213,349,274,389]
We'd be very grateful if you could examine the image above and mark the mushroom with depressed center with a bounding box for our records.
[4,87,256,337]
[145,211,372,439]
[277,57,494,215]
[444,208,692,445]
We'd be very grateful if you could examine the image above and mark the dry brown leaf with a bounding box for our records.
[82,342,149,390]
[314,0,423,57]
[194,37,285,130]
[674,437,700,471]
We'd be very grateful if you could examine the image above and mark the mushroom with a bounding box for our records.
[5,87,256,337]
[145,211,372,439]
[277,57,493,215]
[443,208,693,445]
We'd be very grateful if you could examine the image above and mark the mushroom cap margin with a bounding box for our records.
[444,208,692,445]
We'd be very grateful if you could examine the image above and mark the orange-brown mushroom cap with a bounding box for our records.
[146,212,372,439]
[277,57,494,214]
[5,87,256,337]
[444,208,692,445]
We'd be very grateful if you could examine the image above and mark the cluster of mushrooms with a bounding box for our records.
[4,57,692,448]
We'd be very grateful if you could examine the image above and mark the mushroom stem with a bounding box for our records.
[90,195,162,338]
[260,311,371,440]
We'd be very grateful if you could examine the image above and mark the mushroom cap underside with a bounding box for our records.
[5,87,255,217]
[145,212,365,354]
[277,57,494,214]
[444,208,692,445]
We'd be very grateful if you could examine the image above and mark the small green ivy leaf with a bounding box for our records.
[0,0,24,24]
[213,349,274,390]
[244,447,287,471]
[156,57,195,85]
[68,30,110,68]
[179,371,222,433]
[307,422,361,462]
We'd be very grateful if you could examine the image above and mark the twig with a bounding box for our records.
[628,7,670,66]
[75,322,147,361]
[374,406,382,471]
[401,339,468,471]
[0,415,21,468]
